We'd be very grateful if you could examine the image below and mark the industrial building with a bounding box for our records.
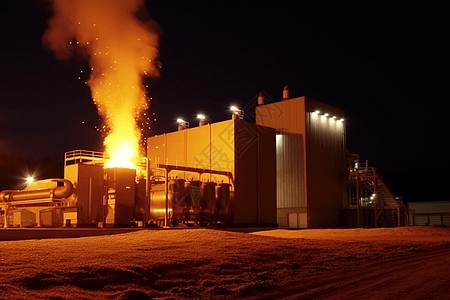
[408,201,450,226]
[0,87,405,228]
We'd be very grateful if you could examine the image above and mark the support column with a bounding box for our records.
[374,176,377,228]
[145,158,150,225]
[356,172,361,227]
[164,168,169,228]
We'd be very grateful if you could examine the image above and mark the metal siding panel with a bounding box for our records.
[306,107,346,217]
[257,126,277,224]
[210,120,235,183]
[146,134,166,163]
[234,121,258,223]
[276,133,305,208]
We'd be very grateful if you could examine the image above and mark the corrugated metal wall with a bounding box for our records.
[276,133,306,208]
[306,109,346,209]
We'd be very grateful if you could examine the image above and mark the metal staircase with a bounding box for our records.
[346,154,404,227]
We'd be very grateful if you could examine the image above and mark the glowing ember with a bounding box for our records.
[43,0,160,169]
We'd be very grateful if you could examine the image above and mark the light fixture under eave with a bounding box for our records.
[26,176,34,183]
[314,110,320,114]
[176,118,185,123]
[230,106,239,112]
[197,114,206,120]
[324,113,329,117]
[332,116,337,119]
[339,118,345,122]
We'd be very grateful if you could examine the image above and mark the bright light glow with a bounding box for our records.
[177,118,185,123]
[332,116,337,119]
[314,110,320,114]
[26,176,34,183]
[197,114,206,120]
[106,141,136,169]
[230,106,239,112]
[324,113,329,117]
[340,118,345,122]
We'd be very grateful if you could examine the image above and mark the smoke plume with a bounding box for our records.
[43,0,160,168]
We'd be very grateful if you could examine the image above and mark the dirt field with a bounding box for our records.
[0,226,449,299]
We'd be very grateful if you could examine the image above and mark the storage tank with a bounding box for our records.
[149,179,186,225]
[200,182,216,223]
[216,183,231,222]
[170,178,186,222]
[183,180,201,222]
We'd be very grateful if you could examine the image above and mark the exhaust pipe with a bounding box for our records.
[0,179,74,202]
[283,85,290,100]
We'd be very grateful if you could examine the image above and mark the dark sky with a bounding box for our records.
[0,0,449,173]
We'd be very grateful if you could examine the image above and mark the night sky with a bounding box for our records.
[1,0,449,174]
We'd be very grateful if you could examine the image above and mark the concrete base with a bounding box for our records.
[0,228,143,241]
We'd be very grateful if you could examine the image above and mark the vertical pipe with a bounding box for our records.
[88,177,92,219]
[145,157,150,225]
[256,128,259,224]
[356,172,361,227]
[258,92,264,105]
[164,168,168,228]
[3,205,8,228]
[210,123,212,182]
[283,85,290,100]
[374,176,377,228]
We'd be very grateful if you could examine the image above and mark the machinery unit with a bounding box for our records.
[12,209,36,227]
[0,179,73,227]
[39,208,63,227]
[105,168,136,227]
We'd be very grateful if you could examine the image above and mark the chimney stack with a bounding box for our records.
[199,118,211,126]
[283,85,290,100]
[258,92,264,105]
[177,119,189,130]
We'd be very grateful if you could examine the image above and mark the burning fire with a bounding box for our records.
[42,0,160,169]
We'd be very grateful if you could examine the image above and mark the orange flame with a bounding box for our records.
[43,0,160,169]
